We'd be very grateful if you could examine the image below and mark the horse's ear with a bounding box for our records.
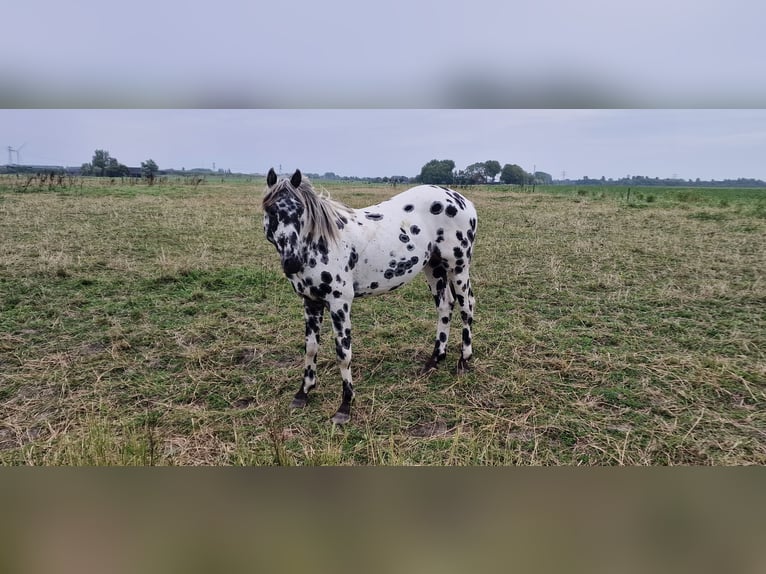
[290,169,302,188]
[266,168,277,187]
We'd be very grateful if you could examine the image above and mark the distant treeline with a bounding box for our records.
[294,173,766,187]
[2,165,764,188]
[561,175,766,188]
[0,165,217,177]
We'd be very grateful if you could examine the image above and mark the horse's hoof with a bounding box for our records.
[421,359,439,374]
[330,411,351,425]
[290,396,308,409]
[455,358,472,374]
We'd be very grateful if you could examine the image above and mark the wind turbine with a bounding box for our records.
[7,142,26,165]
[15,142,26,164]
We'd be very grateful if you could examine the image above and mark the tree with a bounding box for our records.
[92,149,111,176]
[500,163,529,185]
[105,157,129,177]
[418,159,455,184]
[88,149,130,177]
[451,170,466,186]
[141,159,159,183]
[484,160,501,182]
[464,162,487,184]
[533,171,553,184]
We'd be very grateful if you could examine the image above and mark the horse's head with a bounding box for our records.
[263,168,305,276]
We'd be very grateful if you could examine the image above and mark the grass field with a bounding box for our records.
[1,176,764,465]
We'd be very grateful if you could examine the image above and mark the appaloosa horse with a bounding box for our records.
[262,168,477,424]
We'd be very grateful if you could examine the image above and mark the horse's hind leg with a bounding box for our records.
[422,255,455,373]
[291,298,325,408]
[328,299,354,425]
[452,270,475,374]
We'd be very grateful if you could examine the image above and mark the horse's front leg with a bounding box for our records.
[328,299,354,425]
[291,298,325,408]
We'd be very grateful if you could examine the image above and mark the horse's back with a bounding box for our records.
[343,184,475,297]
[363,184,475,223]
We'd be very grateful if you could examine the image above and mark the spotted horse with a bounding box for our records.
[262,168,477,424]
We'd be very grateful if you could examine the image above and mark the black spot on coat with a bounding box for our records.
[348,247,358,270]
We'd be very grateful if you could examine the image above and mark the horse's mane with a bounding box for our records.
[263,175,352,244]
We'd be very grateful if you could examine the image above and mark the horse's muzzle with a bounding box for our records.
[282,255,303,276]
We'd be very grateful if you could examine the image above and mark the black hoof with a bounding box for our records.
[421,358,439,374]
[290,396,308,409]
[456,357,472,374]
[330,411,351,425]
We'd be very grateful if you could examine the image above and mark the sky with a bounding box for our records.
[2,1,764,108]
[2,1,765,180]
[2,109,766,181]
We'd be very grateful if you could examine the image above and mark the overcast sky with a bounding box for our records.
[2,109,766,181]
[3,1,765,108]
[2,2,765,180]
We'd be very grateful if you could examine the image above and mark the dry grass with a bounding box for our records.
[1,177,764,465]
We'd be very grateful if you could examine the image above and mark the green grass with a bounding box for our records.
[1,177,764,465]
